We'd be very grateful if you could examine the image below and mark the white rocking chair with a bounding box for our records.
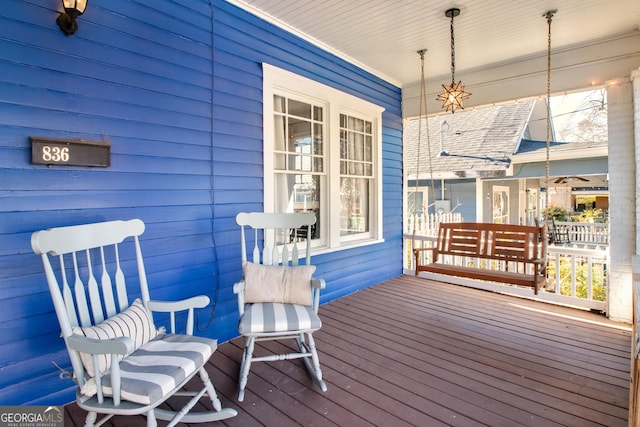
[31,219,237,427]
[233,212,327,401]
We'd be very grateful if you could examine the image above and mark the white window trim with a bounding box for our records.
[263,63,385,253]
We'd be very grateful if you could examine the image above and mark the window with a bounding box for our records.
[407,189,427,218]
[492,186,510,224]
[272,95,323,240]
[340,114,373,238]
[263,64,384,252]
[526,188,538,225]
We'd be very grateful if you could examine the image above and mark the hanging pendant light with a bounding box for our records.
[437,8,471,113]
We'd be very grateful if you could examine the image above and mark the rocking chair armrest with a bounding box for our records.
[311,278,326,290]
[233,280,246,316]
[147,295,210,313]
[148,296,210,335]
[67,333,133,356]
[233,280,245,295]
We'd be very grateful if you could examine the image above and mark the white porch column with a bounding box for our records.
[608,71,638,323]
[631,69,640,325]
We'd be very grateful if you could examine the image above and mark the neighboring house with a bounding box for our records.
[0,1,402,405]
[404,100,608,226]
[508,138,609,222]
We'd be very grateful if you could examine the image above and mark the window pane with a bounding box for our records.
[364,136,372,162]
[288,118,311,153]
[313,124,323,155]
[289,154,313,171]
[354,133,364,161]
[340,177,369,235]
[288,99,311,119]
[274,153,286,170]
[274,95,286,113]
[274,173,321,240]
[313,106,323,121]
[274,115,286,151]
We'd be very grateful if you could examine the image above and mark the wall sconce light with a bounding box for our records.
[56,0,88,36]
[436,8,471,113]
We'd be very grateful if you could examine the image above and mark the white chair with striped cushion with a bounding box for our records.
[32,219,237,427]
[233,212,327,401]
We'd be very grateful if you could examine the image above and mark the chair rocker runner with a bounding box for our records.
[31,219,237,427]
[233,212,327,401]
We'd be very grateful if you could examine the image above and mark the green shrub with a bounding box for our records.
[543,205,568,221]
[571,208,606,223]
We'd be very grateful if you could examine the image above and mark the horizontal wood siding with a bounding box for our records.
[0,0,402,405]
[0,0,217,405]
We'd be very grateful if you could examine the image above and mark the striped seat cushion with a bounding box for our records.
[238,302,321,334]
[101,334,217,405]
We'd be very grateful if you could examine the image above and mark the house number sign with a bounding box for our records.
[30,137,110,167]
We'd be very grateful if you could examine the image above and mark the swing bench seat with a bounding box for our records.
[414,222,548,294]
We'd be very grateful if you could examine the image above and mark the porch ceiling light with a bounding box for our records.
[436,8,471,113]
[56,0,88,36]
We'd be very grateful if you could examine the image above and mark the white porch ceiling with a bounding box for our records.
[228,0,640,116]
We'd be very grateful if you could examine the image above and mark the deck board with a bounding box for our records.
[64,275,631,426]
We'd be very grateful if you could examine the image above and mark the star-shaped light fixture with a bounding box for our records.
[437,8,471,113]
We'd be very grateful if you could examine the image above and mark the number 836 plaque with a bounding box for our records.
[30,137,110,167]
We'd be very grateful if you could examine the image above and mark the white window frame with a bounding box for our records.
[263,63,385,253]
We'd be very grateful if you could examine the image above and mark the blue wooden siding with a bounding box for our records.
[0,0,402,405]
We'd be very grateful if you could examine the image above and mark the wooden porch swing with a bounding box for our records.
[411,23,553,294]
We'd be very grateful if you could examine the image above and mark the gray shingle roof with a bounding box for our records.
[405,100,535,180]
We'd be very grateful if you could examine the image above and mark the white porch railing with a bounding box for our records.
[554,221,609,245]
[405,212,463,236]
[403,233,607,312]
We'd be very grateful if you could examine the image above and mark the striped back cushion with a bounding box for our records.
[72,298,157,378]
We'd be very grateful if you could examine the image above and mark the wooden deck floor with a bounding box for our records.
[64,275,632,426]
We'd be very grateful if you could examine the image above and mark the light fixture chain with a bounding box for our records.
[413,50,435,240]
[450,13,456,84]
[544,10,556,213]
[421,53,436,212]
